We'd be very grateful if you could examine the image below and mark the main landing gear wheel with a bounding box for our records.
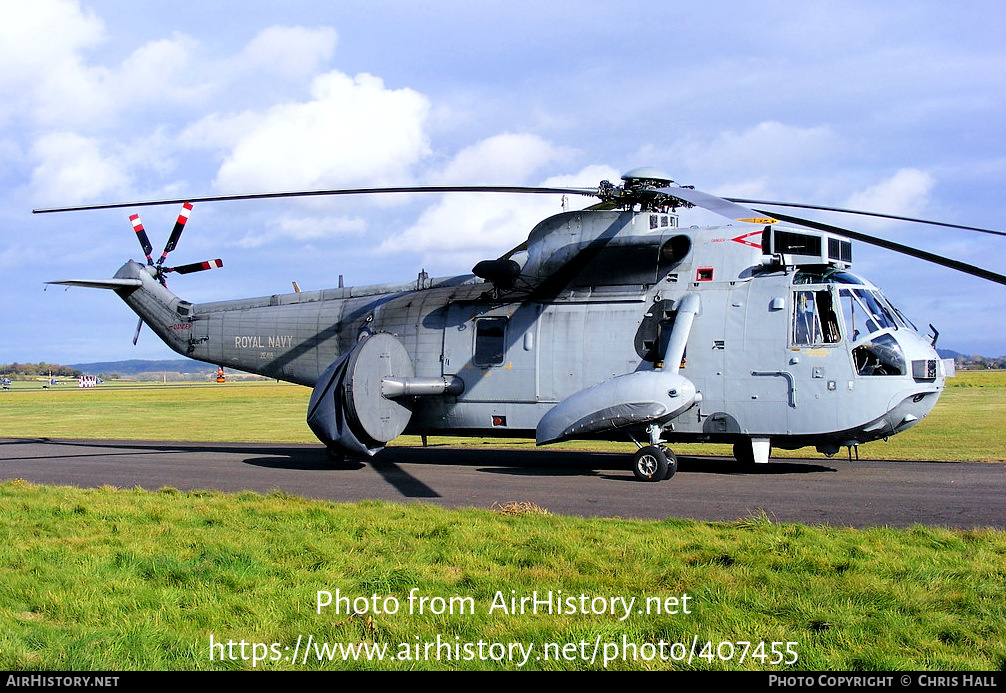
[633,445,677,482]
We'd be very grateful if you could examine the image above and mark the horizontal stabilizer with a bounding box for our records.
[47,278,143,290]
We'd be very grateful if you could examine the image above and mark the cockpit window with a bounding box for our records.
[839,288,902,342]
[852,333,907,376]
[792,290,841,345]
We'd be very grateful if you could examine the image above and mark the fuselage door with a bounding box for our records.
[442,302,540,403]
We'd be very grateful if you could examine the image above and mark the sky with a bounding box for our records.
[4,0,1006,366]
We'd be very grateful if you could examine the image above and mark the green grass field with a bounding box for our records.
[2,370,1005,461]
[0,371,1004,670]
[1,482,1004,671]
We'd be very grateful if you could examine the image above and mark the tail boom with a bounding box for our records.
[50,260,198,358]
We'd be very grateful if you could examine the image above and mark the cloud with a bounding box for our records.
[29,132,128,204]
[233,26,338,82]
[672,121,840,182]
[378,136,617,272]
[0,4,339,131]
[843,168,935,219]
[430,133,574,184]
[11,10,347,204]
[234,214,367,249]
[113,33,202,108]
[0,0,109,127]
[204,70,432,192]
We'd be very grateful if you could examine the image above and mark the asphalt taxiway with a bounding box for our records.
[1,438,1003,528]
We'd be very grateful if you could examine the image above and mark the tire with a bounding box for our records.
[661,446,678,479]
[633,445,669,482]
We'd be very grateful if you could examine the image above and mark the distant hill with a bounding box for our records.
[937,349,966,361]
[68,359,216,376]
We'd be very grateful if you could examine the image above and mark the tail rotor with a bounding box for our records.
[128,202,223,286]
[125,202,223,343]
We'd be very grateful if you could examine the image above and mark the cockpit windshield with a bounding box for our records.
[841,288,891,340]
[791,271,916,377]
[793,270,918,341]
[838,288,914,342]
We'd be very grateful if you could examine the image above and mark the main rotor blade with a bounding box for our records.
[655,186,779,224]
[727,198,1006,238]
[32,186,599,213]
[763,209,1006,286]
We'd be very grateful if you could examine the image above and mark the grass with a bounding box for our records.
[0,481,1003,671]
[1,371,1004,670]
[0,381,310,443]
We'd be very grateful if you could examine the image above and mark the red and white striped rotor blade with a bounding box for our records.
[167,259,223,275]
[157,202,193,264]
[129,214,154,264]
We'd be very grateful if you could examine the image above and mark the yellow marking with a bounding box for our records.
[739,217,779,225]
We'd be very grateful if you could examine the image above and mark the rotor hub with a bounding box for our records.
[596,167,692,212]
[621,167,674,188]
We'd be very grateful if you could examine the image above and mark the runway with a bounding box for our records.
[1,437,1003,528]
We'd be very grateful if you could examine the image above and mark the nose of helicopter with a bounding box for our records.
[884,388,941,435]
[858,330,947,443]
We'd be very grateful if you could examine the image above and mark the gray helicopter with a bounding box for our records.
[39,168,1006,481]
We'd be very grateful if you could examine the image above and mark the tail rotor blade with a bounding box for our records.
[166,259,223,275]
[157,202,193,266]
[132,317,144,345]
[129,214,154,264]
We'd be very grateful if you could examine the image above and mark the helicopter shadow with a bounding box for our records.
[364,446,838,479]
[389,445,615,478]
[21,438,836,480]
[241,447,442,498]
[673,456,837,476]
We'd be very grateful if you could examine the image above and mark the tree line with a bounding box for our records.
[1,363,84,379]
[954,354,1006,370]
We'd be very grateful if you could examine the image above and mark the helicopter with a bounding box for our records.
[37,168,1006,481]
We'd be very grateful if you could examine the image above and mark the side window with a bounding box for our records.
[474,317,507,366]
[793,290,840,345]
